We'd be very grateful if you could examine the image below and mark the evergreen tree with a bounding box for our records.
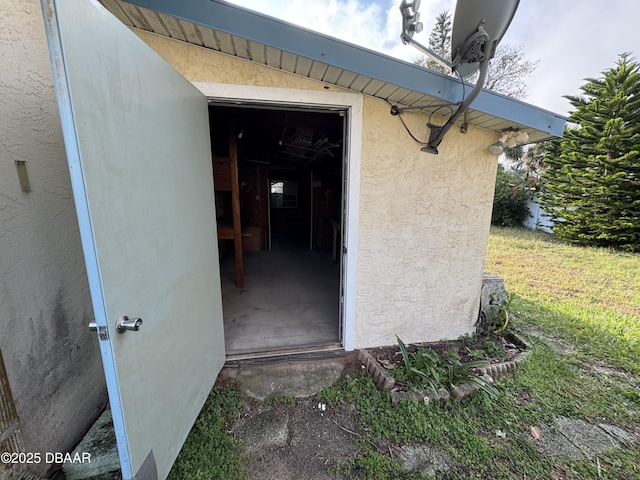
[541,53,640,251]
[424,11,451,74]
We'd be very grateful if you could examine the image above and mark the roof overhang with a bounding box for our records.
[101,0,567,143]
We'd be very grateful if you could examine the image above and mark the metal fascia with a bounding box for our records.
[124,0,567,137]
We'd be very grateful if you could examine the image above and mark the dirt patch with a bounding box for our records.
[235,397,361,479]
[228,353,364,480]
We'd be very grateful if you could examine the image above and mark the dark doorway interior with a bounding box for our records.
[208,104,346,356]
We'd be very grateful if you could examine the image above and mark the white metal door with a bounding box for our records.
[42,1,225,479]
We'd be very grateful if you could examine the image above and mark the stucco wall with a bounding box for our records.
[0,1,107,476]
[356,101,497,346]
[133,30,498,349]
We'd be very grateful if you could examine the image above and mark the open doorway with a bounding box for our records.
[208,104,346,356]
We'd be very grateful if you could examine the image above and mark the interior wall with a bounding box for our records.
[269,169,311,244]
[133,29,498,349]
[0,1,108,476]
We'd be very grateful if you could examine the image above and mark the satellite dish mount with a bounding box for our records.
[396,0,520,154]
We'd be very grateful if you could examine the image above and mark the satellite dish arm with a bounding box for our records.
[400,33,455,73]
[422,50,491,154]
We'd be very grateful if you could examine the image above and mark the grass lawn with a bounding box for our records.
[486,226,640,374]
[169,226,640,479]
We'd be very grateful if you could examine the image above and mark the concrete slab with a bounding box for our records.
[397,444,451,476]
[556,417,620,454]
[533,422,584,458]
[63,409,119,480]
[233,360,345,400]
[221,246,340,353]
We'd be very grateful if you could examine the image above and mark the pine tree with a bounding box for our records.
[541,53,640,251]
[419,11,451,74]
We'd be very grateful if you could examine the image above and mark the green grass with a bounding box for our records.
[314,227,640,479]
[485,226,640,373]
[167,385,248,480]
[171,227,640,479]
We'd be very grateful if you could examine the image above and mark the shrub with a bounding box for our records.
[491,164,535,226]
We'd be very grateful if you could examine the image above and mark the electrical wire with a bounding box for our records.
[427,105,455,128]
[387,68,468,146]
[397,109,429,145]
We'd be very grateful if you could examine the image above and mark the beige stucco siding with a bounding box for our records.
[134,30,498,348]
[357,100,497,346]
[0,0,107,475]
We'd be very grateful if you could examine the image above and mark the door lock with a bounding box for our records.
[116,315,143,334]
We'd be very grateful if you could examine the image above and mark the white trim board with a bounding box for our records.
[194,82,362,351]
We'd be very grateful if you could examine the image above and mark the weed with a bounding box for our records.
[482,338,506,358]
[264,395,296,406]
[458,333,474,346]
[468,348,486,360]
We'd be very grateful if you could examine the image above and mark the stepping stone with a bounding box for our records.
[533,423,584,458]
[533,416,633,459]
[556,417,620,455]
[397,444,451,476]
[234,360,344,400]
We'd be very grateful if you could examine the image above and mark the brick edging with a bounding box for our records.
[357,349,395,390]
[359,333,531,403]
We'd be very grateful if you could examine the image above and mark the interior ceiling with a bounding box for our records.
[210,105,344,170]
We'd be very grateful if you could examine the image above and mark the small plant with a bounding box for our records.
[264,395,296,406]
[482,338,506,359]
[459,333,474,346]
[395,335,498,398]
[468,348,486,360]
[441,355,499,399]
[396,335,441,395]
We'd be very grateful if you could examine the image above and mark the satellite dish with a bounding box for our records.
[451,0,520,78]
[395,0,521,154]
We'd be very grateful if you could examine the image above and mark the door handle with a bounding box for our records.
[116,315,143,334]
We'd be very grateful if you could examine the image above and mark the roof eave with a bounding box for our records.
[121,0,567,139]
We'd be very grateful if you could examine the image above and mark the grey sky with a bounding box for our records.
[228,0,639,116]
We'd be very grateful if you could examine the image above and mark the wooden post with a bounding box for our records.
[228,125,244,288]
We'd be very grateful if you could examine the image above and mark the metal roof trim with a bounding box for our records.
[119,0,567,139]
